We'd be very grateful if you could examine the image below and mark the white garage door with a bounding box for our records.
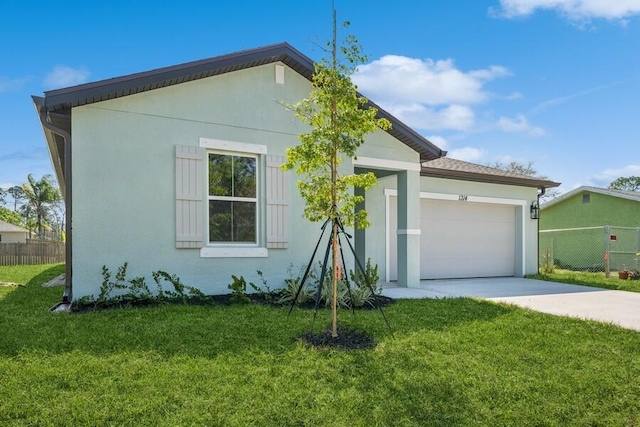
[389,197,516,280]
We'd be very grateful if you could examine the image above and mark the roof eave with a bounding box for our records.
[37,42,442,162]
[32,96,67,195]
[422,166,561,188]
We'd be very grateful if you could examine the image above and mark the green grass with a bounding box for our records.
[1,264,640,426]
[531,268,640,293]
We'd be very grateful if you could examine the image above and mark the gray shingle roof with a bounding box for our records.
[33,42,445,192]
[422,157,561,188]
[0,220,28,233]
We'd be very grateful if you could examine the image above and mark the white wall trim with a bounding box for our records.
[200,247,268,258]
[384,188,527,207]
[199,137,267,155]
[397,229,421,235]
[385,191,391,282]
[353,156,421,172]
[385,189,528,280]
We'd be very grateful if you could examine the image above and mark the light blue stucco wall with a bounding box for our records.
[364,174,541,281]
[70,62,418,300]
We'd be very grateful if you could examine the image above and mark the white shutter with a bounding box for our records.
[266,155,288,249]
[176,145,204,248]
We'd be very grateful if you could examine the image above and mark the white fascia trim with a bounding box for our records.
[397,229,421,235]
[384,188,526,207]
[200,247,268,258]
[353,156,421,172]
[200,138,267,155]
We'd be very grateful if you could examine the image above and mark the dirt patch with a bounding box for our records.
[42,274,65,287]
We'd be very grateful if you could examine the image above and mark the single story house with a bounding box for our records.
[540,186,640,271]
[33,42,559,303]
[0,220,29,244]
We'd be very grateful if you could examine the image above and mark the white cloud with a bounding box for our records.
[588,164,640,187]
[496,114,545,136]
[426,135,451,150]
[355,55,510,106]
[390,104,475,130]
[447,147,487,163]
[44,66,90,89]
[353,55,510,131]
[494,0,640,21]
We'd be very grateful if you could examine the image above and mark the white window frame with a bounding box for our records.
[199,138,267,258]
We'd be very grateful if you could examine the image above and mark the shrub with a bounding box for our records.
[228,275,251,304]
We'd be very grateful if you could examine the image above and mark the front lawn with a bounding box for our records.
[1,264,640,426]
[531,268,640,293]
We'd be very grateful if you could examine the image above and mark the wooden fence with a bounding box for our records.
[0,241,65,266]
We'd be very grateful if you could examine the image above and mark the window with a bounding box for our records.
[208,153,257,244]
[176,139,285,257]
[583,193,590,203]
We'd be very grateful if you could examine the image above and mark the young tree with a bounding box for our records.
[283,17,391,337]
[22,174,61,239]
[609,176,640,192]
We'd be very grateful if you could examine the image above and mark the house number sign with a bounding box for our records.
[458,195,468,201]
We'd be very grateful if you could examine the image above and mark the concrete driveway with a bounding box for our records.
[381,277,640,332]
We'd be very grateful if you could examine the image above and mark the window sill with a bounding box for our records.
[200,247,268,258]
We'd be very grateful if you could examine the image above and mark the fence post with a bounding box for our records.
[604,225,610,278]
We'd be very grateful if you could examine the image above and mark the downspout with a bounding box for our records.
[35,107,72,305]
[536,186,546,274]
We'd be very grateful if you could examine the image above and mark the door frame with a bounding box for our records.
[384,188,528,281]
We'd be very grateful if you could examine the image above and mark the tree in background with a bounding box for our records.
[490,160,559,200]
[22,174,61,239]
[6,186,26,211]
[283,17,391,338]
[0,188,5,206]
[608,176,640,192]
[0,207,24,227]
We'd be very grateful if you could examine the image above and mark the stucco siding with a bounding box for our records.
[364,175,541,280]
[541,192,640,230]
[70,62,418,299]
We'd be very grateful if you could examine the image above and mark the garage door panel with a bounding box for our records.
[389,197,516,280]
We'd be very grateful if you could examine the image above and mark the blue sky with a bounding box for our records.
[2,0,640,194]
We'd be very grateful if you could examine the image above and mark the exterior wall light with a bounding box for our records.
[530,200,540,220]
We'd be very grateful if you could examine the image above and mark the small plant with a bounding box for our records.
[350,258,381,293]
[348,285,375,308]
[123,275,153,302]
[320,272,350,308]
[228,275,251,304]
[278,277,314,306]
[540,248,555,274]
[249,270,279,303]
[152,270,207,303]
[93,263,132,307]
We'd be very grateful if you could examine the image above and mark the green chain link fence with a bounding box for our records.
[539,226,640,274]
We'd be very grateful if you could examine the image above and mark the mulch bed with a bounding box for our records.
[300,326,377,350]
[71,291,394,314]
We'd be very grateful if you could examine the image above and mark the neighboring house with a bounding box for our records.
[0,220,29,244]
[33,42,559,302]
[540,186,640,271]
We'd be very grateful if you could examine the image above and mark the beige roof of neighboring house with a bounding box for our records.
[422,157,561,189]
[0,220,28,233]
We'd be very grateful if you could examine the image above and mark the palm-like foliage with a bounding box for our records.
[22,174,61,239]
